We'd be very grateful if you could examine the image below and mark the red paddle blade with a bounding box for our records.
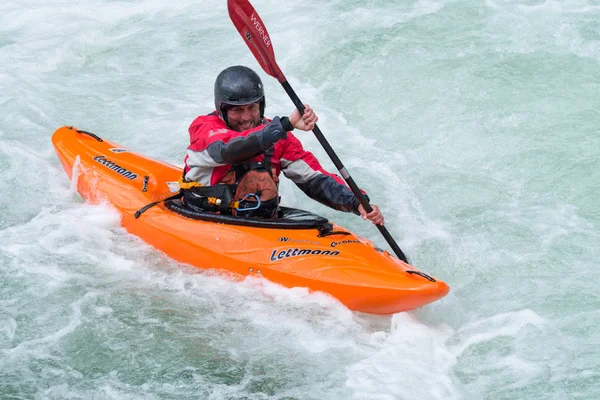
[227,0,286,82]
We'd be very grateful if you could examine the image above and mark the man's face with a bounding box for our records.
[226,102,261,132]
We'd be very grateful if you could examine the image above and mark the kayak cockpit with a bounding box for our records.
[165,200,333,230]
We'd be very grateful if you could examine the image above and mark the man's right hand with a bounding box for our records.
[358,204,385,226]
[290,104,318,131]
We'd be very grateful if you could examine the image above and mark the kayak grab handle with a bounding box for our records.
[318,230,352,238]
[316,222,352,237]
[406,270,436,282]
[69,126,103,142]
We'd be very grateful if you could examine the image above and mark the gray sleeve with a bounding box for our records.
[295,174,368,214]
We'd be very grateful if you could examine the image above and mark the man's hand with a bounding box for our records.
[358,204,385,226]
[290,104,318,131]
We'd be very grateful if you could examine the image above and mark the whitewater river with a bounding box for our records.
[1,0,599,399]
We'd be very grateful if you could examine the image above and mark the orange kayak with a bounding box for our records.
[51,126,449,314]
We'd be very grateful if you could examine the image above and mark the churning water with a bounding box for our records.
[1,0,599,399]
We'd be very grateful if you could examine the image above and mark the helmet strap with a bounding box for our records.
[220,104,233,125]
[259,99,265,119]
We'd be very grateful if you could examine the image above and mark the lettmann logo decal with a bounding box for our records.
[93,156,138,180]
[270,248,340,262]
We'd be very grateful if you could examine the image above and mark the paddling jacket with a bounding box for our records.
[183,112,367,213]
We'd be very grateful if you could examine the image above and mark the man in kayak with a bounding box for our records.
[182,65,384,225]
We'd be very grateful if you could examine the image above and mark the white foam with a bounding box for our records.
[3,292,91,357]
[69,155,81,193]
[346,313,459,399]
[450,309,547,357]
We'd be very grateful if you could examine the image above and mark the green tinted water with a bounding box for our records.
[1,0,599,398]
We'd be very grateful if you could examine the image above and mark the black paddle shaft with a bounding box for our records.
[280,81,409,263]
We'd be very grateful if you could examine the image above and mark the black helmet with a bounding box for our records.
[214,66,265,123]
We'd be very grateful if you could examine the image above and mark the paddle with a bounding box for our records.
[227,0,410,264]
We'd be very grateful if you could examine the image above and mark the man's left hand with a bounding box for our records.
[358,204,384,226]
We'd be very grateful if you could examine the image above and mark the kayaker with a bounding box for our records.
[182,65,384,225]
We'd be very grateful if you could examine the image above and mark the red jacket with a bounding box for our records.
[183,112,366,213]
